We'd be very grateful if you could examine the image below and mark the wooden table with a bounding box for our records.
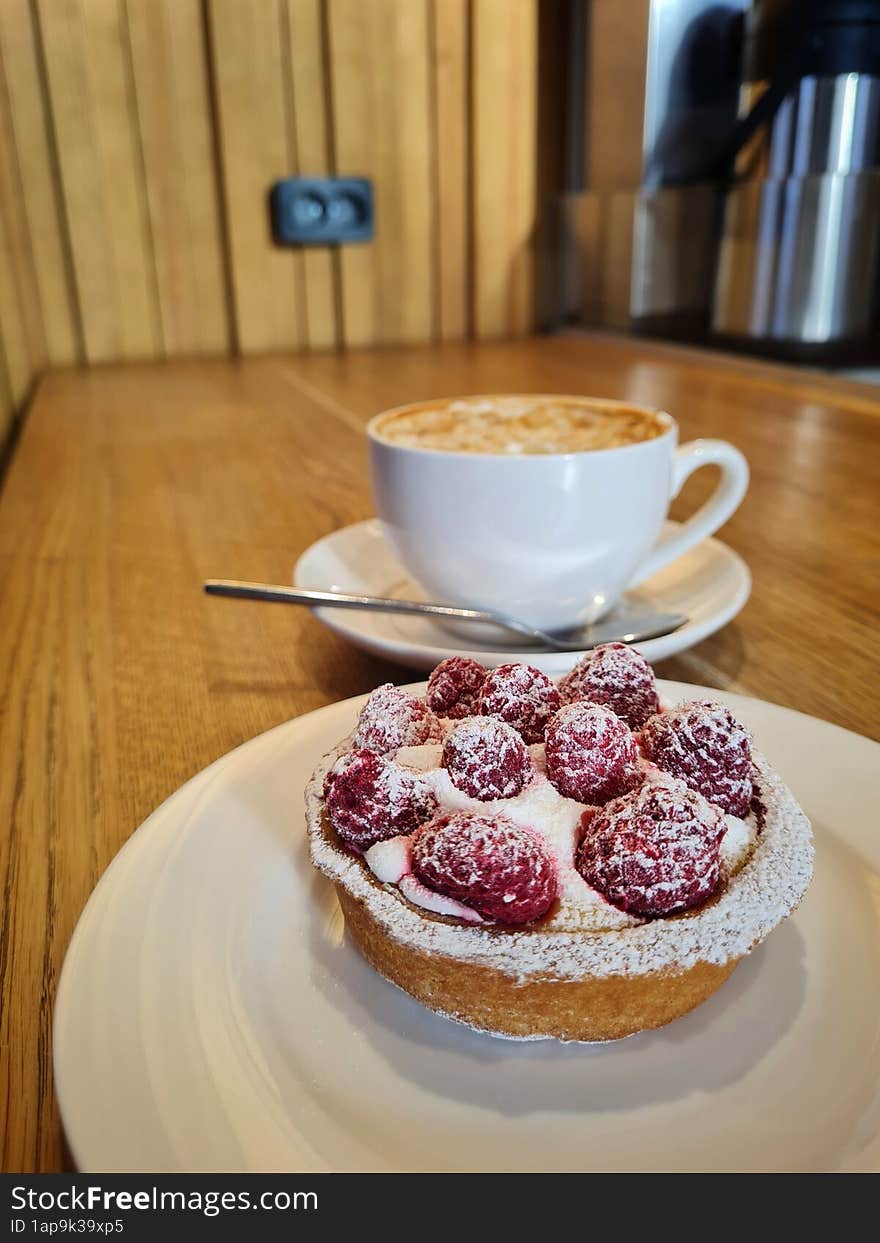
[1,332,878,1171]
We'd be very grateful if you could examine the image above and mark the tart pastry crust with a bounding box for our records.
[306,741,813,1042]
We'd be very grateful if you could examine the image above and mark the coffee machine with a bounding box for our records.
[554,0,880,363]
[712,0,880,357]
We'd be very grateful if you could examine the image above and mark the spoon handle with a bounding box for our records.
[203,578,687,652]
[204,580,498,623]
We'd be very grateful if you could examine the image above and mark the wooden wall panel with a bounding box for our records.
[127,0,230,355]
[36,0,161,362]
[327,0,435,347]
[585,0,649,193]
[473,0,538,338]
[0,331,14,442]
[0,77,42,384]
[208,0,305,353]
[0,159,34,406]
[431,0,470,341]
[0,0,546,439]
[0,26,44,410]
[0,0,78,366]
[285,0,338,350]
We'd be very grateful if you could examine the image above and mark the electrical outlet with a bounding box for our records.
[270,177,373,245]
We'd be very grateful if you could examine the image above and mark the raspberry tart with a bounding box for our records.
[306,653,813,1042]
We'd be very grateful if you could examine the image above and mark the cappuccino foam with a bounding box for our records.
[373,396,667,455]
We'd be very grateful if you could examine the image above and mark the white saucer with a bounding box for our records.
[294,519,751,674]
[53,682,880,1172]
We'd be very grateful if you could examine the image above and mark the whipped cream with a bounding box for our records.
[370,738,758,932]
[307,739,813,982]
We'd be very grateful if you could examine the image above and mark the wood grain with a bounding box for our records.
[431,0,470,340]
[207,0,305,352]
[472,0,538,336]
[285,0,339,350]
[0,0,546,378]
[327,0,434,346]
[585,0,649,191]
[126,0,230,355]
[0,332,12,439]
[0,0,79,365]
[5,345,878,1173]
[0,37,45,392]
[36,0,161,362]
[0,140,34,405]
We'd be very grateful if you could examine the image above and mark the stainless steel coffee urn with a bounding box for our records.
[712,0,880,357]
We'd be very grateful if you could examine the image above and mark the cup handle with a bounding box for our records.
[627,439,749,588]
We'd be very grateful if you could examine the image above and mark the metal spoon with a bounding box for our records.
[203,579,686,653]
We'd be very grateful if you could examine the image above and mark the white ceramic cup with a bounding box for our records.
[367,394,749,632]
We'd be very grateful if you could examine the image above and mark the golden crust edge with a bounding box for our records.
[335,883,745,1041]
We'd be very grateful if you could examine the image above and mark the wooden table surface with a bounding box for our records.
[1,331,878,1171]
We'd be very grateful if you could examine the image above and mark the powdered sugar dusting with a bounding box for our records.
[325,748,438,851]
[411,812,557,924]
[426,657,487,720]
[640,700,752,817]
[306,739,812,980]
[322,732,759,937]
[479,663,562,743]
[560,643,660,730]
[404,752,637,932]
[720,813,753,874]
[577,779,725,916]
[545,701,641,804]
[442,716,531,800]
[397,743,444,771]
[353,684,441,754]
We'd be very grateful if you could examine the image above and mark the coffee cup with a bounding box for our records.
[367,394,748,633]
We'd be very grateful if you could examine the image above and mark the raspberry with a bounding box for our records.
[479,662,563,743]
[325,748,437,851]
[426,656,487,720]
[749,775,767,833]
[323,758,341,800]
[353,683,441,755]
[442,716,531,800]
[560,642,659,730]
[577,779,725,917]
[411,811,558,924]
[639,700,752,816]
[545,702,641,804]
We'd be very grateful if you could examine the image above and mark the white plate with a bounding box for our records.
[293,520,751,674]
[54,681,880,1172]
